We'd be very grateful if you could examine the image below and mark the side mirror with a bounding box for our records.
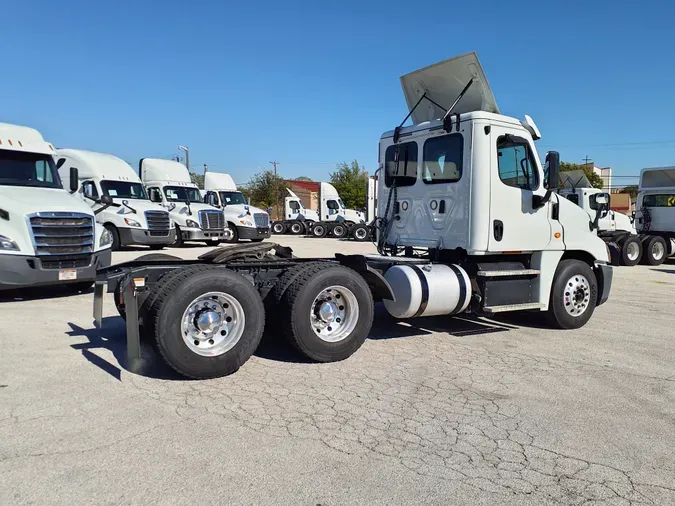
[69,167,79,193]
[100,195,113,205]
[545,151,560,189]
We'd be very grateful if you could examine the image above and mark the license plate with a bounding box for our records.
[59,269,77,281]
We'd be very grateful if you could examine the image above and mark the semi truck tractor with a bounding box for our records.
[56,149,175,251]
[94,51,613,380]
[0,123,112,291]
[272,182,366,238]
[139,158,227,246]
[202,172,271,242]
[559,169,675,266]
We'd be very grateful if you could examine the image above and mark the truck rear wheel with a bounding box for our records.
[311,223,328,238]
[272,221,286,234]
[278,264,374,362]
[351,224,370,242]
[331,223,348,238]
[642,236,667,266]
[289,222,305,235]
[151,268,265,379]
[547,259,598,330]
[619,236,642,266]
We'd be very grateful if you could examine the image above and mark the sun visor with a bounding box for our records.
[400,52,499,125]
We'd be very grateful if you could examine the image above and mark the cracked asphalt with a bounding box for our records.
[1,236,674,505]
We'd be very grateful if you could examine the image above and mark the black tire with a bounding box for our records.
[641,235,667,266]
[272,221,286,234]
[152,269,265,379]
[311,222,328,238]
[619,236,642,266]
[289,221,305,235]
[277,264,374,362]
[113,253,182,320]
[105,224,120,251]
[223,223,239,244]
[546,259,598,330]
[174,226,184,247]
[351,224,370,242]
[331,223,348,238]
[149,244,165,250]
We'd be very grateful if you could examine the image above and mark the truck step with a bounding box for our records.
[483,302,545,314]
[477,269,540,277]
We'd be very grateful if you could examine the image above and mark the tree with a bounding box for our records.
[622,185,638,198]
[294,176,313,181]
[558,162,604,189]
[190,172,204,189]
[246,170,286,216]
[330,160,368,209]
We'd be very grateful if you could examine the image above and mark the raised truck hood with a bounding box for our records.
[400,51,499,125]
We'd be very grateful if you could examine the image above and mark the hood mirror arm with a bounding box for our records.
[122,199,137,214]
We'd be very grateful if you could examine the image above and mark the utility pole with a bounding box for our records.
[179,145,190,170]
[269,161,280,218]
[583,155,592,167]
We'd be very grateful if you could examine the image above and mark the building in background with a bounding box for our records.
[285,180,319,210]
[583,162,613,190]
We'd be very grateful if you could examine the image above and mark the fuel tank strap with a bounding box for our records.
[409,265,430,318]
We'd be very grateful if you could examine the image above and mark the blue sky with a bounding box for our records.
[2,0,674,187]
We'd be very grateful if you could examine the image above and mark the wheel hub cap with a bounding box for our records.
[563,275,591,317]
[181,292,245,357]
[317,301,338,323]
[196,310,221,334]
[652,242,664,260]
[309,286,359,343]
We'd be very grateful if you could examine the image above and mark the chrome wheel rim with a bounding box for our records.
[181,291,245,356]
[652,241,665,261]
[354,227,367,240]
[291,223,302,233]
[626,241,639,261]
[273,223,284,233]
[333,225,345,236]
[313,225,325,236]
[309,285,359,342]
[223,226,234,241]
[563,274,591,317]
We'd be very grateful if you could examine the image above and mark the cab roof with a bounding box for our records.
[140,158,192,184]
[56,149,139,182]
[0,122,54,155]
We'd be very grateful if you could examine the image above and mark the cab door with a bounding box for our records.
[488,126,552,252]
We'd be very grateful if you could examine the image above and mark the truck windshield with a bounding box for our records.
[218,191,247,205]
[0,149,62,189]
[338,198,346,209]
[164,185,203,202]
[101,181,148,199]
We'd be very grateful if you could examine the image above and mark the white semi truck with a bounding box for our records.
[56,149,175,251]
[271,182,366,238]
[0,123,112,291]
[202,172,271,242]
[559,170,675,266]
[139,158,228,246]
[95,51,613,380]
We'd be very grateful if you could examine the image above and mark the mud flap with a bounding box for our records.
[123,278,142,372]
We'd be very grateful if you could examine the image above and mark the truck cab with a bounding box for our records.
[0,123,112,291]
[202,172,270,242]
[139,158,227,246]
[634,166,675,262]
[318,182,365,224]
[56,149,175,250]
[285,189,320,223]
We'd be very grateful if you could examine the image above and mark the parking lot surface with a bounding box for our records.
[1,237,674,505]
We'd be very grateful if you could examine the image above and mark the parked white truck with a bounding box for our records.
[95,51,613,380]
[56,149,175,251]
[559,169,675,266]
[139,158,227,246]
[0,123,112,291]
[272,182,366,238]
[202,172,271,242]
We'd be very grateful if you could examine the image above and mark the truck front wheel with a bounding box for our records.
[152,269,265,379]
[547,259,598,330]
[105,224,120,251]
[278,265,374,362]
[619,236,642,266]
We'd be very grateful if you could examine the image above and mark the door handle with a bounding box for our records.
[493,220,504,241]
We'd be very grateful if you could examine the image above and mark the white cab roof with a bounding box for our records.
[639,166,675,190]
[0,122,54,155]
[140,158,191,184]
[400,52,499,125]
[56,149,139,182]
[204,172,237,191]
[320,182,339,198]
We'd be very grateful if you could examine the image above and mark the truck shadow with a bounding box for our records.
[652,268,675,275]
[66,317,183,381]
[0,285,93,302]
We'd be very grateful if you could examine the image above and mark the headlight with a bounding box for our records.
[99,229,112,248]
[124,218,141,227]
[0,235,19,251]
[186,219,200,228]
[239,219,253,226]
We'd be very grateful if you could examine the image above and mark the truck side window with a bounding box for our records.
[423,133,463,184]
[643,194,675,207]
[289,201,300,213]
[82,181,98,199]
[497,136,539,190]
[384,142,418,187]
[566,194,579,205]
[327,200,339,214]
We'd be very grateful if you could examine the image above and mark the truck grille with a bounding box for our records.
[199,210,224,230]
[41,254,92,270]
[29,213,94,257]
[145,210,171,234]
[253,213,269,228]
